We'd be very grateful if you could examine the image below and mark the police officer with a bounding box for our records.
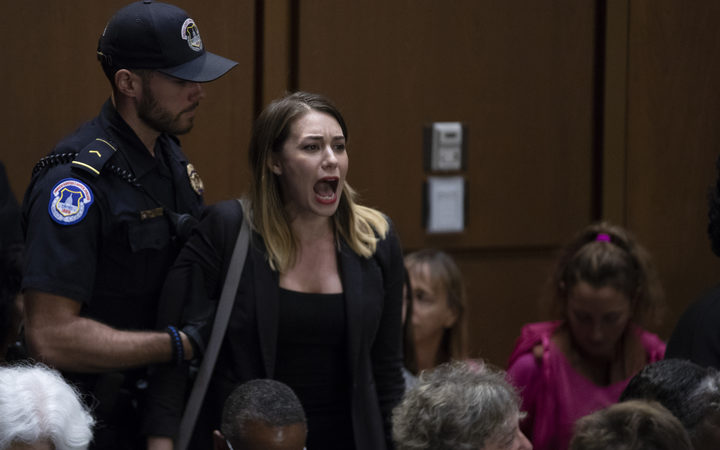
[21,2,237,448]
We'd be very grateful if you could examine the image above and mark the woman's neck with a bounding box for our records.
[279,213,340,293]
[414,335,445,372]
[553,325,638,386]
[287,210,334,244]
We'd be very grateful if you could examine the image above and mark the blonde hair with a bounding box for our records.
[248,91,388,272]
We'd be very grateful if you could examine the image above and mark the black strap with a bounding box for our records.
[176,199,250,450]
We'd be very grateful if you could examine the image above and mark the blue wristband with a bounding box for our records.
[166,325,184,366]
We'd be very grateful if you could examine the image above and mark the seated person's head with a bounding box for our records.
[392,360,532,450]
[620,358,720,449]
[549,222,663,362]
[684,371,720,450]
[404,249,467,369]
[620,359,709,426]
[0,363,94,450]
[569,400,692,450]
[213,379,306,450]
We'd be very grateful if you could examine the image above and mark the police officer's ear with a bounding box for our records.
[114,69,141,99]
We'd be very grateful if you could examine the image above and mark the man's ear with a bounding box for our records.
[114,69,140,98]
[213,430,228,450]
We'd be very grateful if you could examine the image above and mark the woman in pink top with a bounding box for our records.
[507,222,666,450]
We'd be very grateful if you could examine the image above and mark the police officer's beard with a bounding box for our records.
[137,89,195,136]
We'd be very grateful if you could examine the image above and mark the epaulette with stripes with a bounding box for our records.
[71,138,117,177]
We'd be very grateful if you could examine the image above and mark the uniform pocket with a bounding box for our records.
[128,216,171,251]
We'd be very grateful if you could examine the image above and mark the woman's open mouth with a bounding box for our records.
[314,177,340,204]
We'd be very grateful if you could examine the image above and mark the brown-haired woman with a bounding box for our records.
[506,222,665,450]
[146,91,405,449]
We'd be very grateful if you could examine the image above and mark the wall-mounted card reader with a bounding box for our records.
[424,122,466,172]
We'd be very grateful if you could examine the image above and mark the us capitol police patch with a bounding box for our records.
[48,178,94,225]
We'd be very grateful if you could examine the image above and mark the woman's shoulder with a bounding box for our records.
[513,321,561,350]
[355,205,391,235]
[520,321,561,338]
[194,199,246,243]
[631,325,667,362]
[507,321,561,367]
[354,206,395,251]
[202,199,245,220]
[200,199,247,227]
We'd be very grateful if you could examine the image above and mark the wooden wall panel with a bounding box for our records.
[20,0,719,367]
[453,250,557,367]
[2,1,255,205]
[294,1,597,250]
[289,1,598,364]
[625,0,720,339]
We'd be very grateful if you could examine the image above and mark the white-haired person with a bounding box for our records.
[0,363,94,450]
[393,360,532,450]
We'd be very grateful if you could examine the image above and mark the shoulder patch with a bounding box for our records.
[71,138,117,177]
[48,178,95,225]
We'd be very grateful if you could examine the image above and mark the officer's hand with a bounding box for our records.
[178,286,217,360]
[179,330,194,361]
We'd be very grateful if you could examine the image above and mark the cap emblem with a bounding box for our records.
[181,19,203,52]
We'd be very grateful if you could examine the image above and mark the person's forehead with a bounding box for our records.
[238,421,306,450]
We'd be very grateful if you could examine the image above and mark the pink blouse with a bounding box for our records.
[506,321,665,450]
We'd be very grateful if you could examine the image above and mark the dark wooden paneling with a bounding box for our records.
[294,1,597,250]
[2,1,255,205]
[290,1,598,365]
[626,0,720,338]
[452,250,557,367]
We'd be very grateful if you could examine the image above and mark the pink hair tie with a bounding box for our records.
[596,233,611,242]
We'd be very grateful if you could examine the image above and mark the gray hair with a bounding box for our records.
[0,363,94,450]
[685,371,720,442]
[619,358,712,432]
[392,360,523,450]
[221,379,307,444]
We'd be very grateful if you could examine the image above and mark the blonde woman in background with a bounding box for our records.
[403,249,468,385]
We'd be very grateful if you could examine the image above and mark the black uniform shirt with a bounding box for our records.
[22,99,204,331]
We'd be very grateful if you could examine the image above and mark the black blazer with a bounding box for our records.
[146,200,405,449]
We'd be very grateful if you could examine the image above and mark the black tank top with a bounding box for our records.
[275,288,355,449]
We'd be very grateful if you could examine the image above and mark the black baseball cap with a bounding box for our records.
[97,0,237,82]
